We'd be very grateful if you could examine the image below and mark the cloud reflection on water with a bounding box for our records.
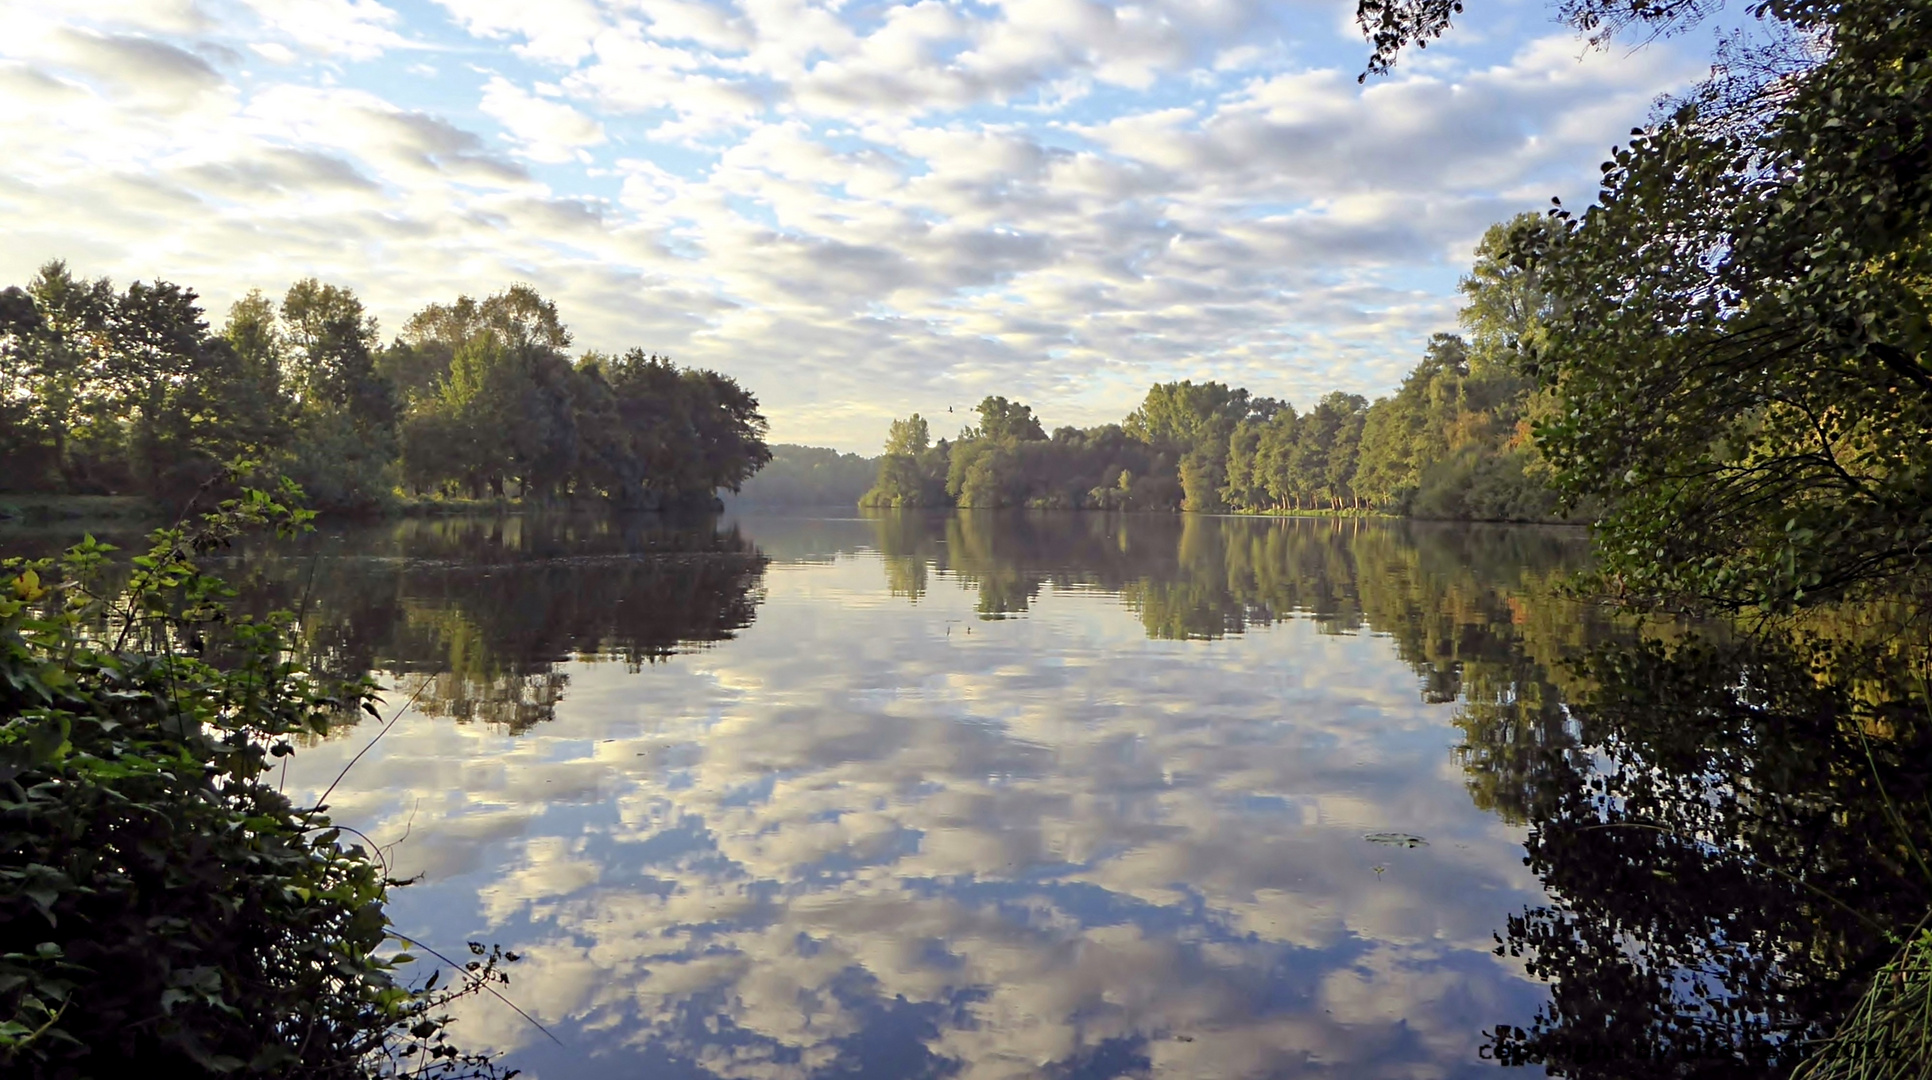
[281,514,1587,1079]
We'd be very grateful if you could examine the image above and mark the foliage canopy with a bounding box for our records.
[1,270,772,514]
[1516,0,1932,608]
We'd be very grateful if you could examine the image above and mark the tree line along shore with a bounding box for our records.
[0,224,1561,529]
[0,216,1569,529]
[859,216,1568,522]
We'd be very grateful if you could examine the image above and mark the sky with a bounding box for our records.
[2,0,1707,451]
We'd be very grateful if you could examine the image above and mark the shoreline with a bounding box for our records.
[0,493,1589,531]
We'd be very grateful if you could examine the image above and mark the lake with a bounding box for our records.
[16,510,1914,1078]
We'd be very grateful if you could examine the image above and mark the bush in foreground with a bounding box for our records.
[0,485,514,1078]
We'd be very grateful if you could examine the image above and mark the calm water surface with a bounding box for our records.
[9,509,1921,1076]
[251,511,1600,1079]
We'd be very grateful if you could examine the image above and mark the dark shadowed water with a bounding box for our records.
[13,510,1924,1079]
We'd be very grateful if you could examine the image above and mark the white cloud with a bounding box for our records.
[431,0,610,64]
[240,0,409,60]
[632,0,754,51]
[478,75,609,163]
[42,28,228,111]
[8,0,213,35]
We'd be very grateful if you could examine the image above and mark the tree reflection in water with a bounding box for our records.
[869,510,1600,823]
[238,513,770,732]
[1486,632,1932,1078]
[869,510,1932,1076]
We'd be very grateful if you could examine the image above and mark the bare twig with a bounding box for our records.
[387,934,563,1047]
[314,674,437,811]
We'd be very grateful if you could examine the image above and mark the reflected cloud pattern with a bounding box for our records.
[278,513,1598,1078]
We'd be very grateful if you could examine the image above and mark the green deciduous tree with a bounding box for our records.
[885,414,931,457]
[862,413,950,508]
[382,288,769,507]
[971,396,1046,443]
[1125,380,1254,510]
[0,266,298,506]
[1339,220,1567,523]
[278,279,400,513]
[1521,0,1932,607]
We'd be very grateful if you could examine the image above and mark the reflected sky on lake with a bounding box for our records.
[280,513,1589,1079]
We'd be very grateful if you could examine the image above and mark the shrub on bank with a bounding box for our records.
[0,485,513,1078]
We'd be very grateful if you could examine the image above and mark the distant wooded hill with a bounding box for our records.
[726,444,879,507]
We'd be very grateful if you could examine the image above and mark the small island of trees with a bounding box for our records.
[0,270,772,515]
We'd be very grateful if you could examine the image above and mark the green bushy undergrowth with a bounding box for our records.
[0,483,515,1078]
[1407,447,1563,523]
